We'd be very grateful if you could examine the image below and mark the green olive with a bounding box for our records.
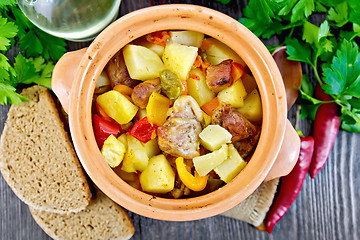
[160,69,182,101]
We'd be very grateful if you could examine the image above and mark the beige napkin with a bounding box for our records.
[220,178,280,227]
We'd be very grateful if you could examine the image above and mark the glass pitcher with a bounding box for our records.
[17,0,121,41]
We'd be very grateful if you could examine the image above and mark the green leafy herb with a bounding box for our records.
[322,40,360,97]
[0,16,17,51]
[286,0,315,23]
[299,103,321,122]
[239,0,285,39]
[300,74,314,96]
[327,1,348,27]
[285,37,313,66]
[0,53,54,105]
[0,0,16,9]
[0,83,28,105]
[11,54,53,88]
[8,6,67,61]
[241,0,360,133]
[0,3,65,105]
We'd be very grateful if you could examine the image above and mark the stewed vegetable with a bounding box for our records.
[92,30,263,199]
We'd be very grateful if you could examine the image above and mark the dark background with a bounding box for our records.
[1,0,359,239]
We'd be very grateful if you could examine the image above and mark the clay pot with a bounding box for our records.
[52,4,300,221]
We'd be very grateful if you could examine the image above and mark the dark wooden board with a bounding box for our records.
[1,1,359,240]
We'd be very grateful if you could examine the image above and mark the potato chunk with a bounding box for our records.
[144,138,161,159]
[170,30,204,47]
[136,38,165,57]
[193,144,229,176]
[96,90,138,124]
[140,155,175,194]
[123,44,165,80]
[214,144,247,183]
[121,135,149,173]
[187,68,216,107]
[217,80,247,108]
[101,135,126,168]
[199,125,232,151]
[203,38,245,66]
[237,89,262,124]
[162,42,198,81]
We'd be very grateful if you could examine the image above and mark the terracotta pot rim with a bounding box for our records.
[68,4,287,221]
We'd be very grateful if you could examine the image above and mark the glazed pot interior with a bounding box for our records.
[68,4,287,221]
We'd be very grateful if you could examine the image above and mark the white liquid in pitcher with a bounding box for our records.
[17,0,121,41]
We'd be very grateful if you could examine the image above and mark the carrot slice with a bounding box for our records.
[145,31,170,47]
[181,80,188,95]
[231,62,245,81]
[201,97,219,116]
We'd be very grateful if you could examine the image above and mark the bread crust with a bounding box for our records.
[0,85,91,213]
[30,190,135,240]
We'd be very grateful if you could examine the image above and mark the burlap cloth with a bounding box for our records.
[220,178,280,227]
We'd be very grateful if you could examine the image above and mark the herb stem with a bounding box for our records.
[312,57,323,85]
[288,27,295,39]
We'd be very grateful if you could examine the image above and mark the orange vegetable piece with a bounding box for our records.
[175,157,208,192]
[190,73,200,81]
[145,31,170,47]
[181,80,188,95]
[201,60,211,72]
[201,97,219,116]
[192,55,203,68]
[192,55,210,72]
[231,62,245,81]
[200,38,213,51]
[113,84,133,97]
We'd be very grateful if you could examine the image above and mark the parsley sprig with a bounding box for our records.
[0,1,66,105]
[239,0,360,133]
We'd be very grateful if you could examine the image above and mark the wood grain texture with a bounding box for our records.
[1,0,359,240]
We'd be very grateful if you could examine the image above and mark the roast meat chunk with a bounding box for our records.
[205,59,233,93]
[212,104,259,142]
[106,51,140,88]
[157,117,202,159]
[168,95,203,122]
[131,78,161,108]
[157,96,203,159]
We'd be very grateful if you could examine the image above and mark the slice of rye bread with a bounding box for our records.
[0,85,91,213]
[30,190,135,240]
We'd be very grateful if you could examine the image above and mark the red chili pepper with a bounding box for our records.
[93,114,122,148]
[265,136,314,233]
[309,85,341,178]
[129,116,157,143]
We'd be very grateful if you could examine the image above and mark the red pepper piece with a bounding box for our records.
[129,116,157,143]
[93,114,122,148]
[265,136,314,233]
[95,102,114,123]
[309,85,341,178]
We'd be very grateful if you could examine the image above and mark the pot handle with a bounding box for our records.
[264,119,300,182]
[52,48,88,114]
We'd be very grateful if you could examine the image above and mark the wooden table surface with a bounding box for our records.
[1,1,359,239]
